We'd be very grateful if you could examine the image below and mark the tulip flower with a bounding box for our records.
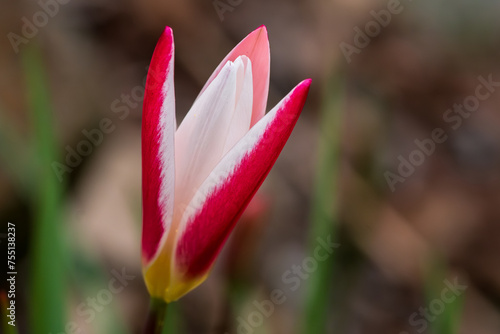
[141,25,311,305]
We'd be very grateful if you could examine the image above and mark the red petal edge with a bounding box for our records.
[175,79,312,277]
[142,27,175,263]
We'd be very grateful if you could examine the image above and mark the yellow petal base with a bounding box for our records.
[143,247,210,303]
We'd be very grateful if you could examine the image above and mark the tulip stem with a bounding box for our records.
[143,298,168,334]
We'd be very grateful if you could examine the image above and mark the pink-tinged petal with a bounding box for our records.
[142,27,176,265]
[174,56,253,216]
[173,79,311,281]
[198,26,270,127]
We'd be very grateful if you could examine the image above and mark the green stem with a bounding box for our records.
[301,73,344,334]
[143,298,168,334]
[425,257,465,334]
[24,44,67,334]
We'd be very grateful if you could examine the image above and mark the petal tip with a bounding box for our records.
[163,26,173,37]
[255,25,268,35]
[295,79,312,96]
[301,78,312,87]
[248,25,269,44]
[158,27,174,48]
[154,26,174,58]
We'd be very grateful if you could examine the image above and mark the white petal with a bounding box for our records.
[223,57,253,154]
[174,55,253,215]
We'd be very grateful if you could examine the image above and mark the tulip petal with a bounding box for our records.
[174,56,253,216]
[198,26,270,127]
[173,79,312,281]
[142,27,176,264]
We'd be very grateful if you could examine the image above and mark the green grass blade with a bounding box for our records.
[301,74,344,334]
[22,45,67,333]
[425,258,466,334]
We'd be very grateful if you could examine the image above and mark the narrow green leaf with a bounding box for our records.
[22,44,67,333]
[425,258,466,334]
[301,74,344,334]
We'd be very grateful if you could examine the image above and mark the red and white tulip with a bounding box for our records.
[141,25,311,302]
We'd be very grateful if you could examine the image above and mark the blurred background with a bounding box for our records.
[1,0,500,333]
